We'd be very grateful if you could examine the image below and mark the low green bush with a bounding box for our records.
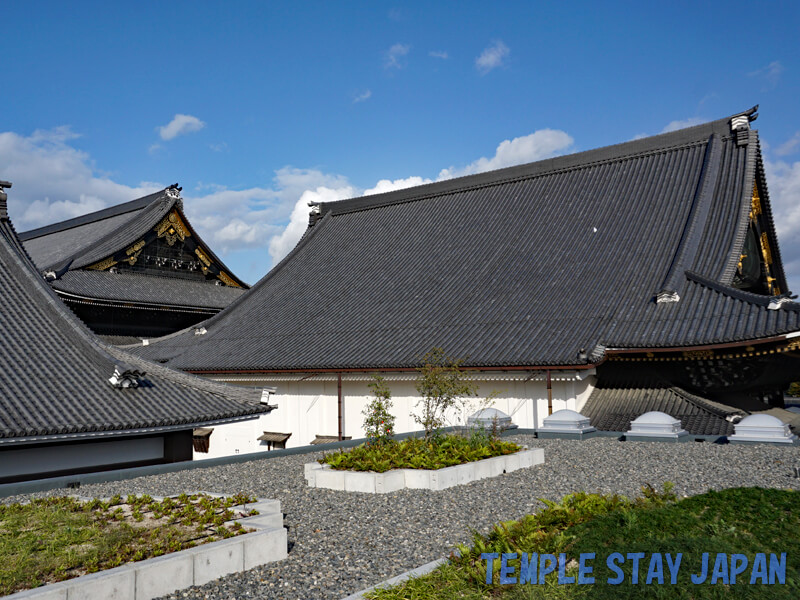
[319,433,521,472]
[366,486,800,599]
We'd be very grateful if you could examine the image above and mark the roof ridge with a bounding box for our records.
[321,116,737,217]
[657,134,722,299]
[138,207,336,348]
[48,191,177,272]
[669,386,744,417]
[19,188,168,241]
[685,270,800,310]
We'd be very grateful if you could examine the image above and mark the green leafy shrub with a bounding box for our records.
[363,375,396,445]
[414,348,478,441]
[320,434,520,472]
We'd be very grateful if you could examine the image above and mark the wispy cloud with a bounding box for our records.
[660,118,705,133]
[631,117,707,140]
[475,40,509,75]
[429,50,448,60]
[0,127,162,230]
[157,114,206,141]
[776,132,800,157]
[2,124,577,283]
[363,176,432,196]
[353,90,372,103]
[209,142,229,152]
[438,129,573,180]
[764,155,800,294]
[748,60,784,89]
[385,43,410,69]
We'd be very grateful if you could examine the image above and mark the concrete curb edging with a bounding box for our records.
[5,497,288,600]
[305,448,545,493]
[340,558,448,600]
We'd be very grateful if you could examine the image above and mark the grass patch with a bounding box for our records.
[319,433,521,472]
[366,486,800,599]
[0,492,258,595]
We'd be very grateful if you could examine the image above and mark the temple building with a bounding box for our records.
[0,180,271,483]
[131,108,800,455]
[19,185,248,339]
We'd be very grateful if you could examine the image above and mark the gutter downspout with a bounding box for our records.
[337,372,343,441]
[547,370,553,416]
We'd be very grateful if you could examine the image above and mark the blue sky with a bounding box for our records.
[2,1,799,292]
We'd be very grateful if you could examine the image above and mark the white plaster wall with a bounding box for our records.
[197,372,596,459]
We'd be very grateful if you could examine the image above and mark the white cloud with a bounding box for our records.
[475,40,509,74]
[157,114,206,141]
[0,127,162,230]
[209,142,229,152]
[429,50,448,59]
[776,132,800,157]
[748,60,784,89]
[185,167,352,254]
[1,124,580,283]
[363,176,432,196]
[353,90,372,103]
[764,157,800,295]
[385,43,410,69]
[660,118,705,133]
[268,185,356,264]
[437,129,573,180]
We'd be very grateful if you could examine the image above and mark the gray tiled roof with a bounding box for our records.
[134,112,800,372]
[18,187,248,308]
[0,200,269,444]
[53,270,245,310]
[581,385,744,436]
[19,191,161,270]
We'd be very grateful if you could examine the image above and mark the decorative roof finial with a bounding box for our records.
[0,180,12,220]
[108,366,145,389]
[308,201,322,227]
[165,183,183,201]
[730,105,759,131]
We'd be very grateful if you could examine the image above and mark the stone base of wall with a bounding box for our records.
[305,448,545,493]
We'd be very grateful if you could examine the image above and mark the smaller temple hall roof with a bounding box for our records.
[0,181,269,444]
[19,185,247,312]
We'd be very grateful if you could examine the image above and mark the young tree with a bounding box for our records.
[363,375,396,445]
[414,348,478,441]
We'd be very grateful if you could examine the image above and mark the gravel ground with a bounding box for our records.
[5,436,800,599]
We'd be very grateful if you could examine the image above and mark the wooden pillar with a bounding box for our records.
[547,370,553,416]
[337,372,343,440]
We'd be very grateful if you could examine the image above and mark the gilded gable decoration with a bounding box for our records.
[217,271,242,288]
[155,211,191,246]
[87,256,118,271]
[749,182,762,220]
[124,240,146,266]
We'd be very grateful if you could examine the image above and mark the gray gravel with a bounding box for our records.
[5,436,800,599]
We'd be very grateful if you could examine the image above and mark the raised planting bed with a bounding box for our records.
[306,436,544,493]
[2,492,287,600]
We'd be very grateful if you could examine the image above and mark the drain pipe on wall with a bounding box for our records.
[547,370,553,416]
[337,372,343,440]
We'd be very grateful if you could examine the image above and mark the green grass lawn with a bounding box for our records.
[0,493,257,595]
[366,486,800,599]
[319,434,521,472]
